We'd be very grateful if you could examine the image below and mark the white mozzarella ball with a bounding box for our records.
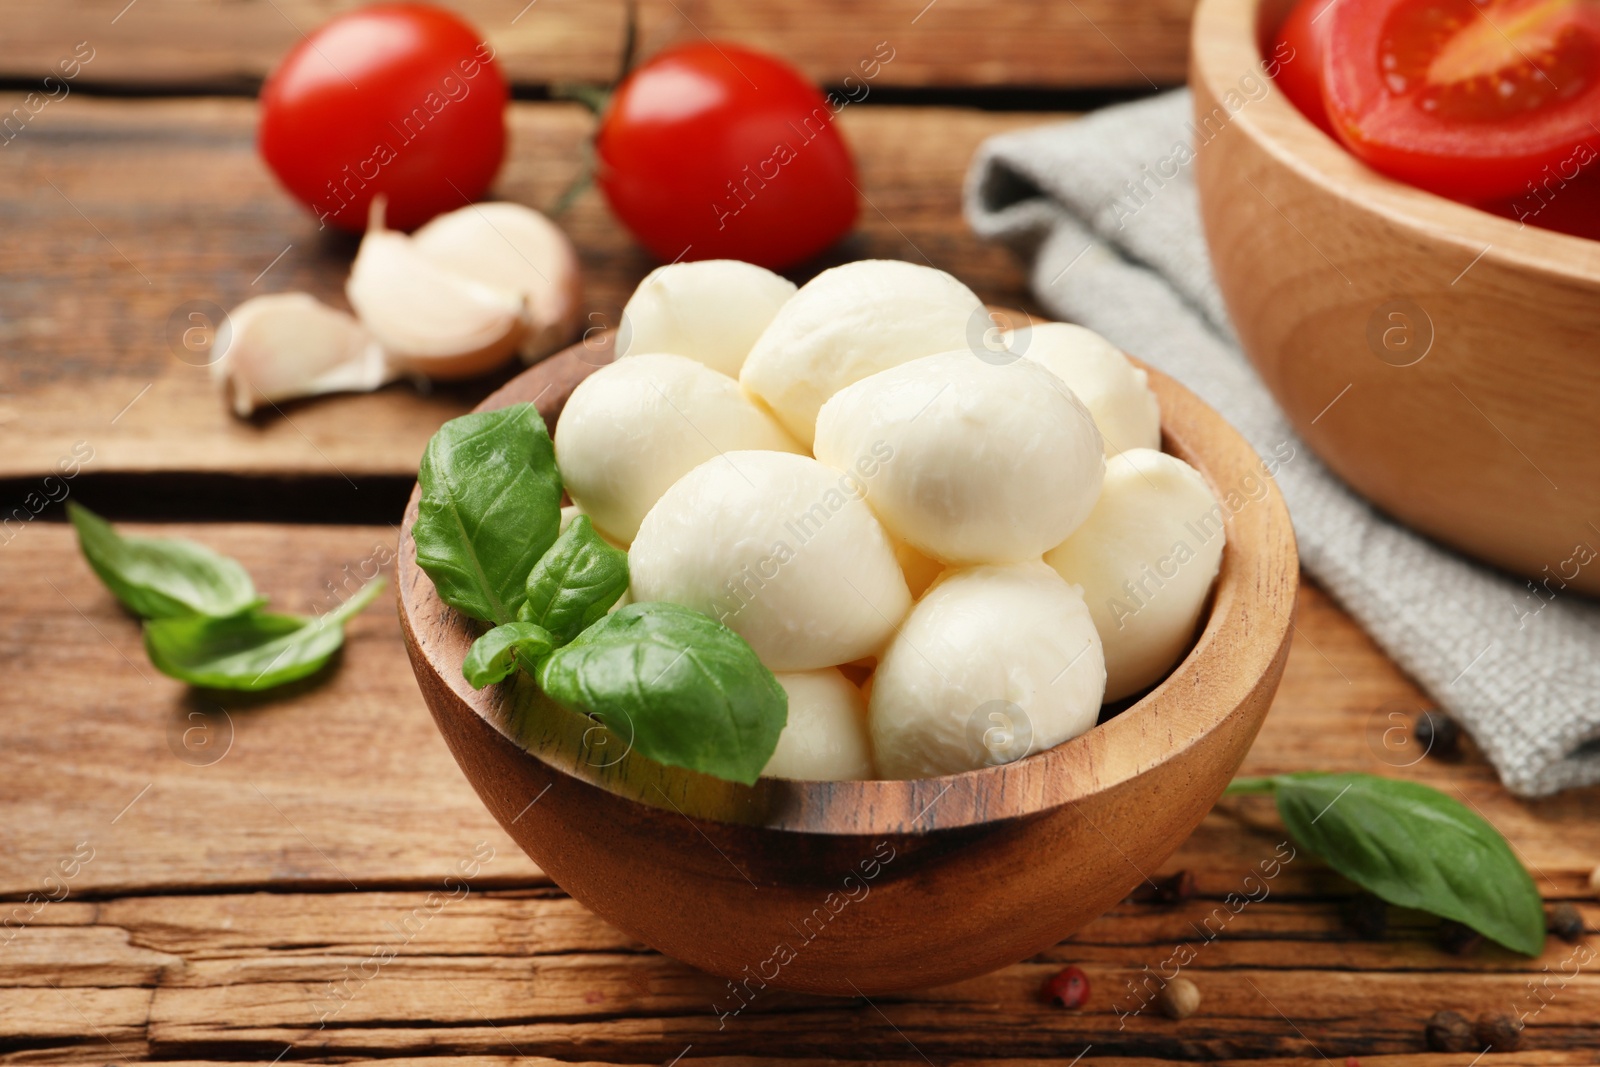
[554,354,802,544]
[763,669,875,781]
[1009,322,1161,456]
[869,563,1105,780]
[813,351,1104,565]
[619,260,797,378]
[740,260,985,446]
[1045,448,1225,701]
[629,450,911,671]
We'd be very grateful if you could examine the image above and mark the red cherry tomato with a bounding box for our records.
[1322,0,1600,201]
[1484,157,1600,237]
[1271,0,1336,135]
[258,3,507,232]
[594,42,859,270]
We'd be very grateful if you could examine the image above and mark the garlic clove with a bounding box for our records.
[411,201,582,364]
[212,292,398,418]
[345,197,526,380]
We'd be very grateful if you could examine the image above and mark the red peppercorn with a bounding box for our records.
[1040,965,1090,1009]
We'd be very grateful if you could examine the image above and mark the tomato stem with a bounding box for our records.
[552,83,612,116]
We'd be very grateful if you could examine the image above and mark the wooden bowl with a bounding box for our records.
[1192,0,1600,594]
[397,330,1298,995]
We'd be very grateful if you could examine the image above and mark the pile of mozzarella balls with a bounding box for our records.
[555,259,1224,781]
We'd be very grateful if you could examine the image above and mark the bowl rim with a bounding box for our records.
[397,328,1299,837]
[1190,0,1600,284]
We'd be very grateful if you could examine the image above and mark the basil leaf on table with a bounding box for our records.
[1226,772,1545,956]
[518,515,629,644]
[143,578,386,691]
[413,404,564,625]
[69,503,263,619]
[463,622,557,688]
[537,601,787,785]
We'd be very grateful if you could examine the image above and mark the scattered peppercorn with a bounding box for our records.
[1438,919,1482,955]
[1156,976,1201,1019]
[1474,1012,1523,1052]
[1157,869,1197,905]
[1040,965,1090,1009]
[1424,1010,1475,1052]
[1413,709,1462,760]
[1547,902,1584,943]
[1344,893,1388,939]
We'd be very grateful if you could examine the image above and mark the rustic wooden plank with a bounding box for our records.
[0,522,542,898]
[0,97,1038,483]
[632,0,1195,89]
[4,522,1597,897]
[0,0,1189,91]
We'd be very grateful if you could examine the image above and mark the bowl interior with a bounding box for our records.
[397,327,1299,837]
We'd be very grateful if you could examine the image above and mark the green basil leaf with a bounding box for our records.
[518,515,629,644]
[536,601,787,785]
[413,404,563,625]
[143,578,385,691]
[68,503,263,619]
[463,622,557,688]
[1269,772,1545,956]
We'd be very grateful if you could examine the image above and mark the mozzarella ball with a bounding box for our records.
[1045,448,1225,701]
[869,563,1105,779]
[555,354,802,544]
[763,669,874,781]
[1009,323,1161,456]
[813,351,1104,565]
[630,450,911,671]
[740,260,985,446]
[619,260,797,378]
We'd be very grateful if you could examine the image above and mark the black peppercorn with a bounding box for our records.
[1474,1012,1523,1052]
[1413,710,1462,760]
[1344,893,1388,939]
[1424,1010,1474,1052]
[1438,919,1482,955]
[1157,869,1197,905]
[1547,902,1584,943]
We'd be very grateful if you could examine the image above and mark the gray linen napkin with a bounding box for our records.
[964,89,1600,797]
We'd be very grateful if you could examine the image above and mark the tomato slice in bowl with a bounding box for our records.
[1323,0,1600,201]
[1272,0,1337,136]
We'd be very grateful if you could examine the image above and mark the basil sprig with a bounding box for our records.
[1226,772,1545,956]
[463,621,556,688]
[518,515,630,644]
[145,578,385,691]
[418,404,787,785]
[69,503,262,619]
[70,504,384,691]
[413,404,564,625]
[538,603,788,785]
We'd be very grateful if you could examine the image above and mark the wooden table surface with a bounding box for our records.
[2,3,1597,1065]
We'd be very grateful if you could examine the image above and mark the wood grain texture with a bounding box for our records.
[2,519,1597,1060]
[1191,0,1600,591]
[0,0,1191,90]
[0,97,1038,485]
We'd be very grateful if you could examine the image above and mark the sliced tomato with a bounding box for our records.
[1323,0,1600,201]
[1272,0,1337,135]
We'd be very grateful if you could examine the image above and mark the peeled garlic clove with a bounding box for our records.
[1044,448,1225,701]
[411,201,582,364]
[212,292,397,418]
[346,198,525,380]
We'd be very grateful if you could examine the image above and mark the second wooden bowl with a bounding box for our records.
[1192,0,1600,593]
[398,330,1298,995]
